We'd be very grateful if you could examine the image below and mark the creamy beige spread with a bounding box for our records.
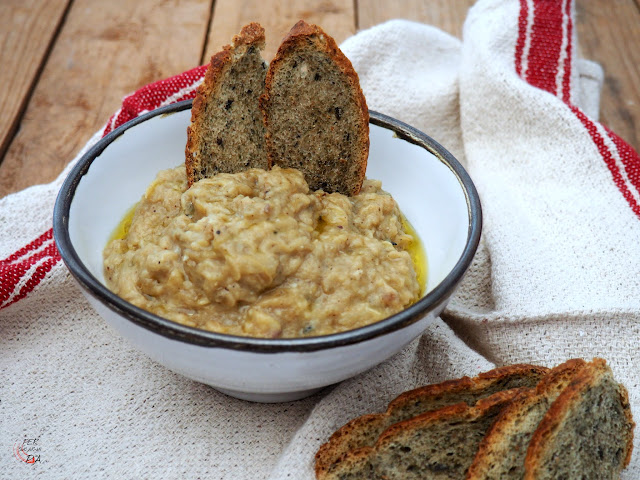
[103,166,421,338]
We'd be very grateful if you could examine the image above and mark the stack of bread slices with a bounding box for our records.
[315,358,634,479]
[185,20,369,197]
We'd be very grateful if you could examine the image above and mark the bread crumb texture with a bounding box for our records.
[186,23,268,185]
[261,20,369,196]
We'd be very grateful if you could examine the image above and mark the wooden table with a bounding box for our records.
[1,0,638,198]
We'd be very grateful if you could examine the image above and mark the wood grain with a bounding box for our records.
[0,0,213,198]
[357,0,474,38]
[0,0,70,166]
[576,0,640,150]
[204,0,356,63]
[0,0,638,197]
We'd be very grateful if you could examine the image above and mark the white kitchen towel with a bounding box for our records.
[1,0,638,479]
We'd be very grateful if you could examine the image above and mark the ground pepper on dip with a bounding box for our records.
[103,166,421,338]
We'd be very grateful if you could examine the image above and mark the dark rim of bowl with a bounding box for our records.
[53,100,482,353]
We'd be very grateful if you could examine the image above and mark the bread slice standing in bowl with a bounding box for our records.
[523,358,634,480]
[315,364,548,478]
[185,22,268,186]
[260,20,369,196]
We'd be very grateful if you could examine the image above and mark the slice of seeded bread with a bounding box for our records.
[185,22,268,186]
[466,358,588,479]
[260,20,369,196]
[320,446,375,480]
[315,364,548,478]
[372,389,523,480]
[323,388,523,480]
[322,389,524,480]
[523,358,634,480]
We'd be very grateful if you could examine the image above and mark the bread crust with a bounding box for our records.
[388,364,548,416]
[185,22,267,186]
[315,414,385,478]
[380,388,523,444]
[260,20,369,196]
[322,446,374,480]
[315,364,548,477]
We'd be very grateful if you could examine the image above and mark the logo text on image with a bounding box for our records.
[14,438,41,464]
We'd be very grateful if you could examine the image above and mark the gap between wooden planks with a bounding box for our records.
[0,0,70,171]
[202,0,479,72]
[204,0,356,70]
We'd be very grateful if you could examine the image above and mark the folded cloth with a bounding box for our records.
[1,0,638,478]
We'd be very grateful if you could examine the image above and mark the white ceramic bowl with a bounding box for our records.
[53,101,481,402]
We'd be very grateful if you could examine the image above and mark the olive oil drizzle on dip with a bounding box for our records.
[109,204,137,242]
[401,216,427,296]
[104,167,426,338]
[110,204,428,296]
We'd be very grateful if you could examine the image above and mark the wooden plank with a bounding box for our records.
[204,0,356,64]
[576,0,640,150]
[357,0,474,38]
[0,0,213,198]
[0,0,70,166]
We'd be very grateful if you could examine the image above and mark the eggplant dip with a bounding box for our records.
[103,166,422,338]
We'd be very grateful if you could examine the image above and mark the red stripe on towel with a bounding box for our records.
[561,0,573,103]
[606,126,640,217]
[0,229,60,308]
[517,0,640,219]
[2,228,54,264]
[569,106,640,217]
[514,0,530,77]
[103,64,207,136]
[524,0,564,95]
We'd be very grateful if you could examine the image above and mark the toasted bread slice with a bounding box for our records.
[374,389,523,480]
[523,358,634,480]
[323,389,523,480]
[321,446,375,480]
[466,358,588,479]
[315,364,548,478]
[260,20,369,196]
[185,22,268,186]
